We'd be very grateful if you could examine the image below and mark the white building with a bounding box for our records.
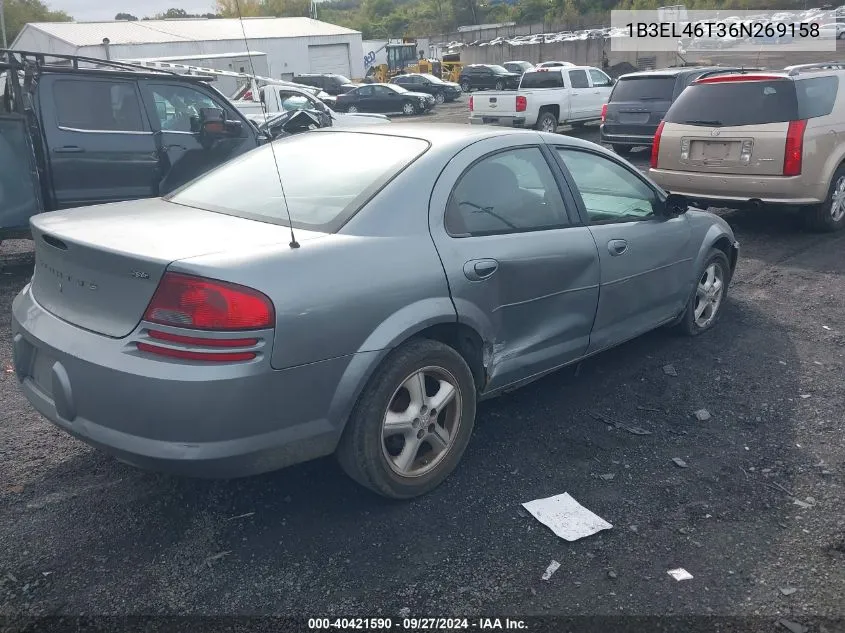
[12,16,364,80]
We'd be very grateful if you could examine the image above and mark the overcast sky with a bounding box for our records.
[48,1,217,21]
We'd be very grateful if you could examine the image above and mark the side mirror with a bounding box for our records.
[662,193,690,217]
[199,107,227,138]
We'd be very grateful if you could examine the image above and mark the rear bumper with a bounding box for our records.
[648,168,828,206]
[11,285,367,478]
[469,114,526,127]
[600,126,655,146]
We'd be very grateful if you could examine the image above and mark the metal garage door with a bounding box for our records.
[308,44,351,77]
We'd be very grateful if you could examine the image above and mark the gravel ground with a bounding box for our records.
[1,105,844,629]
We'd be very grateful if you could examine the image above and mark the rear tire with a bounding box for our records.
[336,339,477,499]
[461,81,471,93]
[346,104,359,113]
[434,91,446,104]
[802,165,845,232]
[495,80,504,90]
[535,111,558,133]
[674,249,731,337]
[612,144,633,155]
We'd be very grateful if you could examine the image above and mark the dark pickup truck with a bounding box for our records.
[0,50,266,244]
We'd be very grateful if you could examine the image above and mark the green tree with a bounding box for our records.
[2,0,72,45]
[115,12,138,20]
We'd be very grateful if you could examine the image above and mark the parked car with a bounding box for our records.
[503,61,534,75]
[601,66,744,155]
[391,73,462,104]
[11,124,739,499]
[469,66,614,132]
[234,83,390,128]
[0,50,264,245]
[458,64,522,92]
[537,61,575,68]
[650,65,845,232]
[335,83,435,115]
[292,73,356,95]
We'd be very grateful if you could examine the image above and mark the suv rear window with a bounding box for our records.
[665,79,799,126]
[611,76,676,101]
[168,132,429,233]
[520,71,564,89]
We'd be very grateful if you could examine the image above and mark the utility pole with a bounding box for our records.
[0,0,8,49]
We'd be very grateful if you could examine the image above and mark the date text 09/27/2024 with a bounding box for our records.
[307,618,528,630]
[626,21,822,39]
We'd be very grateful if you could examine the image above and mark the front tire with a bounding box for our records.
[336,339,477,499]
[675,249,730,336]
[802,165,845,232]
[434,91,446,104]
[346,104,359,113]
[461,80,471,93]
[402,101,417,116]
[495,80,504,90]
[535,111,558,133]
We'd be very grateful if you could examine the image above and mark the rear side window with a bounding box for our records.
[611,76,676,101]
[168,132,429,233]
[796,76,839,119]
[53,79,145,132]
[664,80,798,126]
[568,70,589,89]
[520,71,564,89]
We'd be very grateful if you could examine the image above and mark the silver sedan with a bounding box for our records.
[11,124,739,499]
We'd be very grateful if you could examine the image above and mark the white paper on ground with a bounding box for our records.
[522,493,613,541]
[541,560,561,581]
[667,568,694,581]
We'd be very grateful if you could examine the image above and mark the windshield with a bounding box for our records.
[420,73,444,84]
[665,79,799,126]
[168,132,429,232]
[488,65,510,74]
[611,76,676,101]
[332,75,352,84]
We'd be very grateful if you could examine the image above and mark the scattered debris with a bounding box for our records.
[800,394,812,399]
[588,411,652,435]
[3,485,24,494]
[779,587,798,596]
[778,619,808,633]
[663,364,678,377]
[3,363,13,374]
[522,492,613,542]
[41,572,53,577]
[541,560,561,581]
[197,550,231,572]
[226,512,255,521]
[618,423,652,436]
[822,325,831,331]
[667,568,694,581]
[672,458,689,469]
[693,409,711,422]
[793,498,814,509]
[765,481,795,497]
[599,473,616,481]
[778,360,787,365]
[607,570,618,580]
[398,607,411,618]
[629,525,638,533]
[637,405,663,413]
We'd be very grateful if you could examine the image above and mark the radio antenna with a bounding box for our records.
[233,0,300,248]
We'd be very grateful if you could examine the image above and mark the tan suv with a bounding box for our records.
[649,64,845,232]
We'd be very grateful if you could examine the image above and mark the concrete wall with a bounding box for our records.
[460,39,677,72]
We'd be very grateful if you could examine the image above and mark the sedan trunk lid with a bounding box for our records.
[29,198,324,338]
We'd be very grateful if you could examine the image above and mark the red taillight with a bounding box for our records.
[783,119,807,177]
[694,74,783,84]
[516,95,527,112]
[651,120,665,169]
[469,95,473,111]
[143,272,274,331]
[243,90,253,100]
[600,103,607,123]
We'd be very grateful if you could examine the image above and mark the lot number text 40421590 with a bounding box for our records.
[625,21,821,39]
[307,618,529,630]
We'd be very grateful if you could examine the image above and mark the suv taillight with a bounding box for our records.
[138,273,274,362]
[651,120,665,169]
[783,119,807,177]
[516,96,527,112]
[469,95,473,111]
[601,103,607,122]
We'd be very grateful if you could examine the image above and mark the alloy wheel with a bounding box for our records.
[347,105,358,113]
[403,102,416,115]
[694,262,725,328]
[380,366,462,478]
[435,92,445,104]
[830,175,845,222]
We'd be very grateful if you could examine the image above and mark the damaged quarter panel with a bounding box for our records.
[686,209,741,289]
[427,133,601,394]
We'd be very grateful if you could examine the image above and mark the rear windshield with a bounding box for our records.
[665,79,798,126]
[520,71,564,89]
[167,132,429,232]
[611,76,676,101]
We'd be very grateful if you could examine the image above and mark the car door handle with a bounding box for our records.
[53,146,84,153]
[608,239,628,256]
[464,259,499,281]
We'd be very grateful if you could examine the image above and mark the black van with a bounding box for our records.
[293,73,356,96]
[601,66,743,155]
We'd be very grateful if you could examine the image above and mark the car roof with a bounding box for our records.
[618,66,745,79]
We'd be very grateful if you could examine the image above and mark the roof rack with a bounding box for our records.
[0,49,214,82]
[693,67,764,81]
[785,62,845,76]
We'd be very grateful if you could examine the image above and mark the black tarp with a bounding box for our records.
[0,115,41,234]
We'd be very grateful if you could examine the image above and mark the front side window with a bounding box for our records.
[589,69,613,87]
[53,79,145,132]
[278,92,316,112]
[147,84,226,133]
[446,147,570,236]
[557,148,657,224]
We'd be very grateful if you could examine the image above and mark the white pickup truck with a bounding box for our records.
[469,65,615,132]
[233,84,390,128]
